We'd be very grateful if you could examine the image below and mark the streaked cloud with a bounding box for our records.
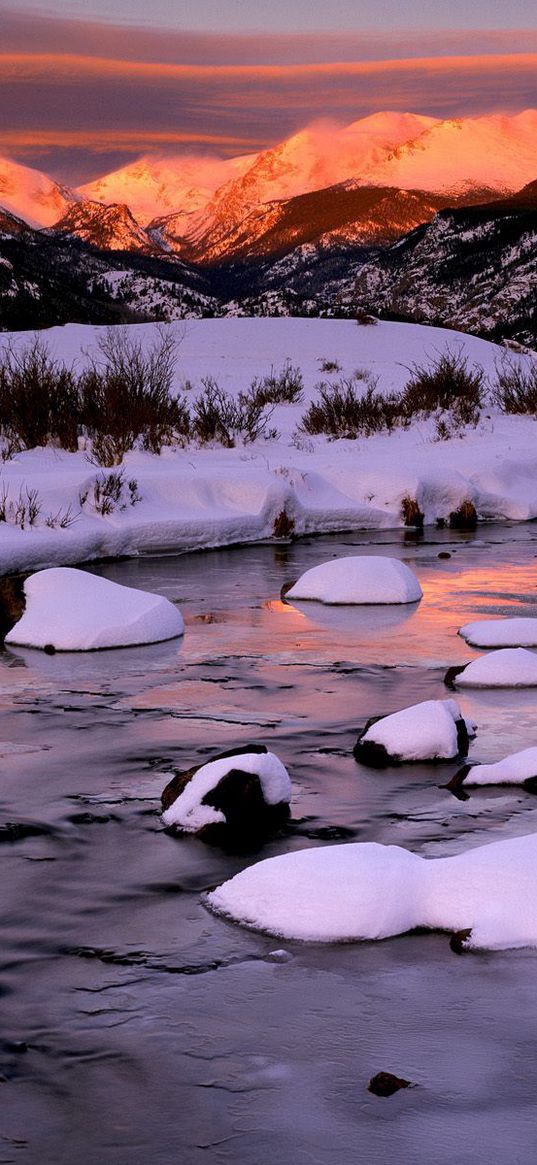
[1,9,536,183]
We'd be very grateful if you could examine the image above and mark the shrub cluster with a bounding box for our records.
[492,359,537,414]
[0,332,298,463]
[300,351,486,440]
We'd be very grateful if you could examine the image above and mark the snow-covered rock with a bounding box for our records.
[161,744,291,840]
[446,648,537,688]
[206,831,537,950]
[447,746,537,794]
[459,617,537,648]
[285,555,422,605]
[4,567,184,651]
[354,698,472,767]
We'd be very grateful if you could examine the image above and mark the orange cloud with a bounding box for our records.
[2,50,537,82]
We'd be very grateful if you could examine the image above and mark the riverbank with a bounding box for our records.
[1,317,536,575]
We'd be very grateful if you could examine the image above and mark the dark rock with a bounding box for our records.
[160,743,268,812]
[0,575,26,642]
[368,1071,412,1097]
[280,580,296,601]
[523,775,537,794]
[401,496,424,529]
[444,763,472,800]
[450,927,473,954]
[43,643,56,655]
[444,664,466,689]
[273,510,295,539]
[438,551,451,559]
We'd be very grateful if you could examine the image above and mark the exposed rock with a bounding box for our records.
[0,575,27,643]
[368,1072,413,1097]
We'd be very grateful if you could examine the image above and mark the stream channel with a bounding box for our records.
[2,524,537,1163]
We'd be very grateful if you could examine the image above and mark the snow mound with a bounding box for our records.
[286,556,422,605]
[451,747,537,789]
[354,698,471,766]
[448,648,537,688]
[5,567,184,651]
[459,617,537,648]
[162,749,291,833]
[206,832,537,950]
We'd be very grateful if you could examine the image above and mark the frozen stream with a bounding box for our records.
[3,525,537,1163]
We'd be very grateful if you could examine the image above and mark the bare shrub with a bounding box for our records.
[449,500,478,530]
[192,378,278,446]
[401,495,424,528]
[300,375,401,439]
[492,359,537,414]
[318,359,341,374]
[80,470,142,516]
[81,327,188,465]
[250,362,304,404]
[0,336,81,453]
[272,510,295,538]
[400,349,484,428]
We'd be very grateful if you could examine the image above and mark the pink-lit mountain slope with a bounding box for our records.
[0,156,77,228]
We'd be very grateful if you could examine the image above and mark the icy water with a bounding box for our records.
[3,525,537,1164]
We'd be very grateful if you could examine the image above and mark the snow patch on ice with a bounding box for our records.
[459,617,537,648]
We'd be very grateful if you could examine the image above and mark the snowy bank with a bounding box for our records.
[354,699,472,766]
[446,648,537,688]
[206,832,537,950]
[5,567,184,651]
[286,555,422,605]
[1,318,537,575]
[459,617,537,648]
[161,745,291,840]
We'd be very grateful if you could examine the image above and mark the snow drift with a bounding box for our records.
[5,567,184,651]
[286,555,422,605]
[206,832,537,950]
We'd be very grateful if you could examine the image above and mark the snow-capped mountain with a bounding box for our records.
[47,200,162,254]
[0,155,77,228]
[79,152,257,228]
[77,110,537,248]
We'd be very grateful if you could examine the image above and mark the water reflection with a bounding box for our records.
[3,636,183,687]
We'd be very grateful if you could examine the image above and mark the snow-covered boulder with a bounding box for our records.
[459,617,537,648]
[284,556,422,605]
[161,744,291,843]
[354,698,472,767]
[447,746,537,795]
[445,648,537,688]
[206,832,537,951]
[4,567,184,651]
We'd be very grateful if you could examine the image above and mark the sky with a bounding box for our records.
[1,0,536,184]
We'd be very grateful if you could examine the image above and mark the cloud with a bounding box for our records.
[1,10,536,182]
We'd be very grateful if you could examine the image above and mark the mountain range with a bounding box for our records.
[1,110,536,343]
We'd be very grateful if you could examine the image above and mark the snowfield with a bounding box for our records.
[0,317,536,575]
[206,831,537,950]
[5,567,184,651]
